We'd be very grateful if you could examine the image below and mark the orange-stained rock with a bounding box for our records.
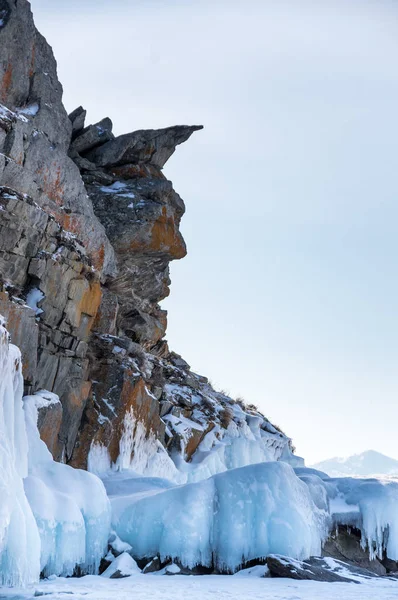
[45,209,110,273]
[80,279,102,316]
[64,278,102,340]
[146,206,186,259]
[185,422,216,461]
[0,61,13,104]
[108,377,163,464]
[37,400,63,457]
[70,360,164,470]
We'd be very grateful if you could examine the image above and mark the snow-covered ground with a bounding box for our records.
[1,572,398,600]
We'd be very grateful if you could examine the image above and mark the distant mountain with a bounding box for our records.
[310,450,398,478]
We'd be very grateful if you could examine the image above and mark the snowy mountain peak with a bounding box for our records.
[311,450,398,478]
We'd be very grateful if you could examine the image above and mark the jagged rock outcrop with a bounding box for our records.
[0,0,294,473]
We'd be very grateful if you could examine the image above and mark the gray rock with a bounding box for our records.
[68,106,86,135]
[0,291,38,384]
[109,570,129,579]
[72,154,98,172]
[381,557,398,574]
[159,400,173,417]
[266,554,365,583]
[323,526,387,576]
[169,351,190,371]
[71,117,114,154]
[85,124,203,168]
[0,0,288,483]
[0,0,71,148]
[82,169,115,185]
[142,557,164,574]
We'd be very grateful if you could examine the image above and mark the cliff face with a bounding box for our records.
[0,0,294,474]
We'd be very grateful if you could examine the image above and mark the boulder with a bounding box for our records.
[266,554,373,583]
[142,557,164,574]
[71,117,114,154]
[85,124,203,168]
[102,552,140,579]
[323,525,387,576]
[68,106,86,135]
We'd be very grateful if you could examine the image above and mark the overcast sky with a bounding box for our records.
[31,0,398,464]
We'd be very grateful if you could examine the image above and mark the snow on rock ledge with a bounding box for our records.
[87,369,302,485]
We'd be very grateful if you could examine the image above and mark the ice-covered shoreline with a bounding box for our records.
[2,318,398,586]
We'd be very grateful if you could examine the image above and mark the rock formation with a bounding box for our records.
[2,2,398,589]
[0,0,292,472]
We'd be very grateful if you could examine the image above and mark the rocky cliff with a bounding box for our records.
[0,0,294,476]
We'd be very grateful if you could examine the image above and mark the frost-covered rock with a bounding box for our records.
[266,554,375,583]
[84,352,299,485]
[102,552,140,579]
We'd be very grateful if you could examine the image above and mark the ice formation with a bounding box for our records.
[0,318,111,585]
[175,415,303,483]
[23,393,111,577]
[116,409,182,482]
[0,320,40,586]
[2,315,398,583]
[296,468,398,562]
[162,383,303,483]
[108,462,328,572]
[104,460,398,573]
[25,287,44,316]
[88,386,302,486]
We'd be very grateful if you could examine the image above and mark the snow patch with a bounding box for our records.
[100,181,136,198]
[102,552,140,578]
[26,287,44,316]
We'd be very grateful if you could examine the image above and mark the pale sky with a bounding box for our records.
[31,0,398,464]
